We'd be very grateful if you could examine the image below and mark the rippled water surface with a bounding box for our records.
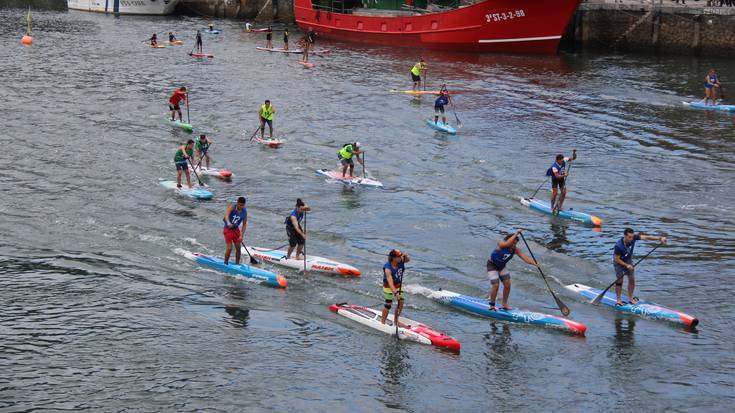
[2,7,734,412]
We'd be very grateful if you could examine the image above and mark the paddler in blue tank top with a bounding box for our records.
[487,230,539,311]
[338,142,364,178]
[285,198,311,260]
[380,249,411,326]
[223,197,248,265]
[613,228,667,306]
[546,149,576,213]
[433,91,450,126]
[704,68,721,106]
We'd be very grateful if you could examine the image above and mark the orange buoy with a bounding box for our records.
[21,35,33,45]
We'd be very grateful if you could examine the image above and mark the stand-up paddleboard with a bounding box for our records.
[390,89,442,96]
[297,60,314,68]
[329,303,460,352]
[194,166,233,179]
[183,251,287,288]
[520,197,602,227]
[404,285,587,335]
[253,136,284,148]
[190,53,214,59]
[256,46,331,55]
[168,40,184,45]
[167,117,193,132]
[682,101,735,112]
[426,119,457,134]
[148,44,166,48]
[565,283,698,328]
[246,28,271,33]
[242,246,360,276]
[316,169,384,188]
[159,180,213,200]
[204,29,221,35]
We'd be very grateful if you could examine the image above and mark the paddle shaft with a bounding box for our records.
[519,232,571,316]
[240,242,260,265]
[187,156,205,186]
[194,143,210,170]
[592,242,663,304]
[186,92,191,124]
[529,178,548,200]
[248,125,260,141]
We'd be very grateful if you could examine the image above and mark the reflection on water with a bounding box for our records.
[224,305,250,327]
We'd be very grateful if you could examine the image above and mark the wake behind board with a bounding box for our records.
[159,180,213,200]
[426,119,457,134]
[520,197,602,227]
[565,283,698,328]
[316,169,383,188]
[243,246,360,276]
[329,304,460,352]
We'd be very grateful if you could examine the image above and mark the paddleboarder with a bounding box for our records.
[546,149,577,213]
[433,91,450,125]
[195,134,212,170]
[245,21,253,32]
[149,33,158,46]
[411,58,427,91]
[487,230,539,311]
[380,249,410,326]
[195,30,203,53]
[208,22,215,32]
[704,68,721,106]
[613,228,667,306]
[338,142,364,179]
[258,100,275,140]
[168,86,187,122]
[283,28,289,50]
[223,197,248,266]
[299,27,316,63]
[265,27,273,49]
[174,139,195,189]
[168,32,177,43]
[285,198,311,260]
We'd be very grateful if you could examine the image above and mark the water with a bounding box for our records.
[2,7,734,412]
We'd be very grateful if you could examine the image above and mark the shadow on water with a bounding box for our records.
[339,186,361,209]
[224,305,250,328]
[610,316,637,368]
[483,324,522,383]
[547,219,570,252]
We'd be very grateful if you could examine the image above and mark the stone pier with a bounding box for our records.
[562,0,735,56]
[179,0,294,22]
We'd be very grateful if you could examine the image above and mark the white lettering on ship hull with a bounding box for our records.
[485,10,525,23]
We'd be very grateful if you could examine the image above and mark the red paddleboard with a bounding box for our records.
[190,53,214,59]
[253,137,284,148]
[297,60,314,68]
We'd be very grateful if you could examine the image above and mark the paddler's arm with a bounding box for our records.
[385,268,397,294]
[240,214,247,237]
[180,145,189,159]
[639,234,667,244]
[224,204,234,228]
[614,253,633,270]
[498,230,522,249]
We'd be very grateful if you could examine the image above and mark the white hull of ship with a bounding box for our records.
[67,0,179,15]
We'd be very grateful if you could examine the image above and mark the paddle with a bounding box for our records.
[528,178,548,200]
[590,242,663,305]
[302,211,307,274]
[240,242,260,265]
[187,155,206,187]
[248,126,261,141]
[519,232,571,316]
[719,84,726,100]
[449,94,462,128]
[185,92,191,124]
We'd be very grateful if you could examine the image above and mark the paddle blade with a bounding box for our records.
[556,297,571,316]
[590,291,606,305]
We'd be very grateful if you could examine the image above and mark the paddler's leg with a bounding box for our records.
[224,231,233,265]
[550,185,559,213]
[488,265,500,310]
[627,268,637,304]
[234,229,242,264]
[380,289,393,324]
[185,167,192,188]
[176,168,183,188]
[499,271,511,309]
[614,264,626,305]
[177,107,183,121]
[558,184,567,211]
[394,294,405,327]
[205,154,210,169]
[169,104,176,121]
[260,118,266,139]
[286,227,297,259]
[341,158,349,178]
[267,119,273,139]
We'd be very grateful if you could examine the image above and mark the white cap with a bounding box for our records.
[355,141,361,147]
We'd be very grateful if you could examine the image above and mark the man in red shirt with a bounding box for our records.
[169,86,187,122]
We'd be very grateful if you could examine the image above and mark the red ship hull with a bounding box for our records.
[294,0,580,54]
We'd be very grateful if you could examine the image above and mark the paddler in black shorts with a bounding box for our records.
[195,30,203,53]
[283,28,289,50]
[265,27,273,49]
[149,33,158,46]
[546,149,576,213]
[285,198,311,260]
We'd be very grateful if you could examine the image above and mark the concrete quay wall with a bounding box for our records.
[563,1,735,56]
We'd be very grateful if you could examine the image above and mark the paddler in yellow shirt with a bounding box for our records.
[411,58,427,91]
[258,99,275,140]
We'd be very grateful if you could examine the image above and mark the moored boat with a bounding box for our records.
[67,0,180,15]
[294,0,581,54]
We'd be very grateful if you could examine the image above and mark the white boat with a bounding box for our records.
[67,0,180,15]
